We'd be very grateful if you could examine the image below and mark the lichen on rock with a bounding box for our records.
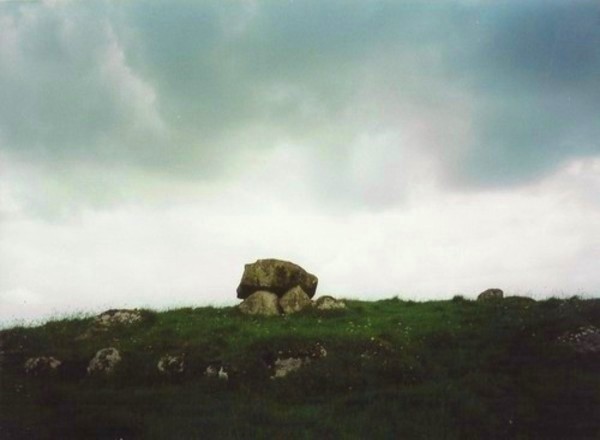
[24,356,62,376]
[236,259,318,299]
[558,326,600,354]
[87,347,121,375]
[238,290,281,316]
[94,309,144,327]
[280,286,312,314]
[477,288,504,301]
[315,295,346,310]
[157,354,185,375]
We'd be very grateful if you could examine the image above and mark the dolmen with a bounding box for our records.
[236,259,344,316]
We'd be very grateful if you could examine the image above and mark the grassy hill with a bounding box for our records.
[1,296,599,439]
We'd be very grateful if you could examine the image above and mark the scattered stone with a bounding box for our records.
[238,290,281,316]
[280,286,312,314]
[266,342,327,379]
[558,326,600,354]
[477,288,504,301]
[273,357,304,378]
[94,309,144,327]
[87,347,121,375]
[24,356,61,376]
[76,309,147,340]
[315,295,346,310]
[157,354,185,375]
[236,259,318,299]
[205,362,230,380]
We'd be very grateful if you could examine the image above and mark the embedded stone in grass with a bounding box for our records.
[236,258,318,299]
[94,309,144,327]
[266,342,328,378]
[87,347,121,375]
[280,286,312,314]
[272,357,304,378]
[238,290,281,316]
[76,309,149,340]
[157,354,185,375]
[558,326,600,354]
[477,288,504,301]
[314,295,346,310]
[24,356,62,376]
[205,362,230,380]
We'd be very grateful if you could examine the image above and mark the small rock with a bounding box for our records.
[239,290,281,316]
[87,347,121,375]
[76,309,147,340]
[267,342,327,378]
[308,342,328,359]
[558,326,600,354]
[280,286,312,314]
[477,288,504,301]
[94,309,144,327]
[236,259,318,299]
[205,362,230,380]
[273,357,304,378]
[24,356,62,376]
[157,355,185,375]
[315,295,346,310]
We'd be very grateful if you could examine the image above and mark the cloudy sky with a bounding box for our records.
[1,0,599,326]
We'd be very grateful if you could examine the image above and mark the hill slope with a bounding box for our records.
[1,296,600,439]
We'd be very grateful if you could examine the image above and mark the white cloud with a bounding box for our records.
[1,154,598,327]
[1,1,599,327]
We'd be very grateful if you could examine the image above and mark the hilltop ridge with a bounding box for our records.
[1,296,599,439]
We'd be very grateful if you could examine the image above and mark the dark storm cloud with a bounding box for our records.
[1,0,599,199]
[456,1,600,186]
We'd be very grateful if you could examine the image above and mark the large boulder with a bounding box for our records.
[238,291,281,316]
[477,288,504,301]
[236,259,318,299]
[279,286,312,314]
[87,347,121,375]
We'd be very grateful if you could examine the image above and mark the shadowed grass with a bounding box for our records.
[1,296,599,438]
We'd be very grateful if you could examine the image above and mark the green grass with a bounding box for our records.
[1,296,600,439]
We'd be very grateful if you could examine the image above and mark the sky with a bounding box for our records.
[1,0,599,326]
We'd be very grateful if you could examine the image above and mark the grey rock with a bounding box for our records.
[272,357,304,378]
[157,354,185,375]
[236,259,318,299]
[315,295,346,310]
[239,290,281,316]
[558,326,600,354]
[205,362,230,380]
[280,286,312,314]
[24,356,61,376]
[477,288,504,301]
[267,342,327,379]
[87,347,121,375]
[94,309,144,327]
